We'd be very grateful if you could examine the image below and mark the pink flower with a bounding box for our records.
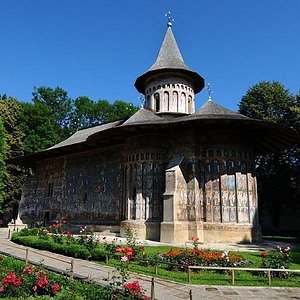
[23,265,35,275]
[52,283,60,294]
[36,277,49,288]
[2,272,17,286]
[1,272,22,287]
[121,256,128,262]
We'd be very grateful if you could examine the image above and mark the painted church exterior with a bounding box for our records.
[17,23,296,244]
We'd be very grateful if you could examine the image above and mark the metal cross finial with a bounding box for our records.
[139,94,145,108]
[207,83,213,101]
[165,11,174,27]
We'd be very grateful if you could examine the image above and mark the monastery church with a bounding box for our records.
[17,19,296,244]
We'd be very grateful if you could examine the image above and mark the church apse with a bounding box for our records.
[160,130,261,244]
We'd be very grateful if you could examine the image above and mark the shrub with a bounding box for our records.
[18,227,42,237]
[60,244,90,259]
[90,247,107,262]
[11,233,91,260]
[261,245,292,278]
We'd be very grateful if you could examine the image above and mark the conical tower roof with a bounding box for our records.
[135,26,205,94]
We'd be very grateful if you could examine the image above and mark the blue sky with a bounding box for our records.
[1,1,299,110]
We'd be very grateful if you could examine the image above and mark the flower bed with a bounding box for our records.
[10,224,300,287]
[158,248,251,270]
[0,255,113,299]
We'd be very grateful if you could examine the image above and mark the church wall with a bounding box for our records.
[19,147,123,229]
[120,134,166,241]
[161,129,261,243]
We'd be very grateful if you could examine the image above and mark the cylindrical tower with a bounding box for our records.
[135,25,204,115]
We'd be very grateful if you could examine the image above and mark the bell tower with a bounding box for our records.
[135,13,205,115]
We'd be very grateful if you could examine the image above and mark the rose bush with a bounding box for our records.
[0,264,60,298]
[261,245,292,278]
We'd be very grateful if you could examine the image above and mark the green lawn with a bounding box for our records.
[99,246,300,287]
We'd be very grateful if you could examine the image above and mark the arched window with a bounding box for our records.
[226,160,235,175]
[173,91,178,101]
[188,95,193,113]
[179,92,186,112]
[170,91,178,111]
[154,93,160,112]
[164,91,169,110]
[236,161,247,173]
[210,160,220,180]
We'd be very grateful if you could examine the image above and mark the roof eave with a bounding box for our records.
[134,68,205,94]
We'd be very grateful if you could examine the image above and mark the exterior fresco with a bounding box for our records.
[19,148,123,227]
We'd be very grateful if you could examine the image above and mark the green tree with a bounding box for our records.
[19,86,74,154]
[109,100,139,121]
[239,81,299,231]
[20,101,61,154]
[0,98,26,222]
[32,86,73,140]
[0,118,6,212]
[73,98,138,130]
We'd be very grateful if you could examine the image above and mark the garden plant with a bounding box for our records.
[10,223,300,287]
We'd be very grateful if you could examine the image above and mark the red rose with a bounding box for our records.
[261,252,267,258]
[13,277,22,287]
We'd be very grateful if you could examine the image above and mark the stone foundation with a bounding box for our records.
[203,223,262,243]
[120,220,146,240]
[161,221,204,244]
[160,221,261,244]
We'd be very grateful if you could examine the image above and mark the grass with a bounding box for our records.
[98,247,300,287]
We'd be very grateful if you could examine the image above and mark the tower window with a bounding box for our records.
[47,181,54,197]
[154,93,160,112]
[173,91,178,101]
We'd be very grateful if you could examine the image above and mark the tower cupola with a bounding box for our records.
[135,17,205,115]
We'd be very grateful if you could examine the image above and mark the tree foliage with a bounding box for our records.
[21,87,138,153]
[72,97,138,130]
[0,98,26,221]
[239,81,299,231]
[0,117,6,212]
